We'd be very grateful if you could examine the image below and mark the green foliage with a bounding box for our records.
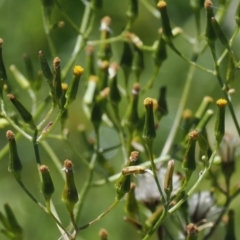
[0,0,240,239]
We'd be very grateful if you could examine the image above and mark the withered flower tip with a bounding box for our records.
[100,16,111,31]
[39,165,49,172]
[110,62,119,71]
[58,21,65,28]
[0,38,3,46]
[109,62,119,78]
[187,223,198,236]
[38,50,43,56]
[42,121,53,133]
[99,87,110,98]
[204,0,213,9]
[132,83,141,95]
[189,130,199,140]
[101,16,111,25]
[73,65,84,76]
[99,228,108,238]
[7,94,15,100]
[86,45,94,55]
[204,96,214,103]
[62,159,74,172]
[53,57,61,67]
[100,60,109,69]
[129,151,139,162]
[6,130,15,140]
[130,182,136,189]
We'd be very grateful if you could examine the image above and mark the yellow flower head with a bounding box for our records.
[73,65,84,76]
[61,83,68,91]
[216,98,227,107]
[144,97,154,106]
[157,1,166,9]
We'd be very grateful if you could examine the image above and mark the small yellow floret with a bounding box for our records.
[144,97,154,106]
[182,109,192,119]
[152,99,158,110]
[73,66,84,76]
[157,1,167,8]
[89,75,98,82]
[216,98,227,107]
[100,60,109,69]
[61,83,68,91]
[204,96,213,103]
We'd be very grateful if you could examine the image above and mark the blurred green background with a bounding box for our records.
[0,0,240,239]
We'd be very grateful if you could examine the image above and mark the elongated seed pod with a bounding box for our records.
[62,160,79,213]
[65,65,84,107]
[142,98,156,145]
[215,99,227,146]
[39,165,55,202]
[182,130,199,173]
[6,130,22,180]
[157,1,173,38]
[7,94,36,129]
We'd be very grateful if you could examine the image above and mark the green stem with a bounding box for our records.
[146,142,166,203]
[62,3,92,79]
[63,137,90,167]
[53,0,83,35]
[37,109,63,142]
[16,179,47,212]
[28,89,37,115]
[87,34,123,46]
[74,152,97,224]
[203,198,230,240]
[167,41,216,75]
[33,129,41,166]
[40,140,65,179]
[69,210,78,232]
[37,102,55,129]
[141,65,160,95]
[209,46,240,137]
[45,200,72,240]
[142,208,167,240]
[41,7,56,56]
[209,170,226,195]
[0,99,32,141]
[76,131,115,232]
[217,26,239,65]
[126,128,133,158]
[18,178,73,239]
[78,198,119,231]
[111,104,128,164]
[168,150,218,215]
[160,63,196,157]
[140,0,160,19]
[84,11,97,37]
